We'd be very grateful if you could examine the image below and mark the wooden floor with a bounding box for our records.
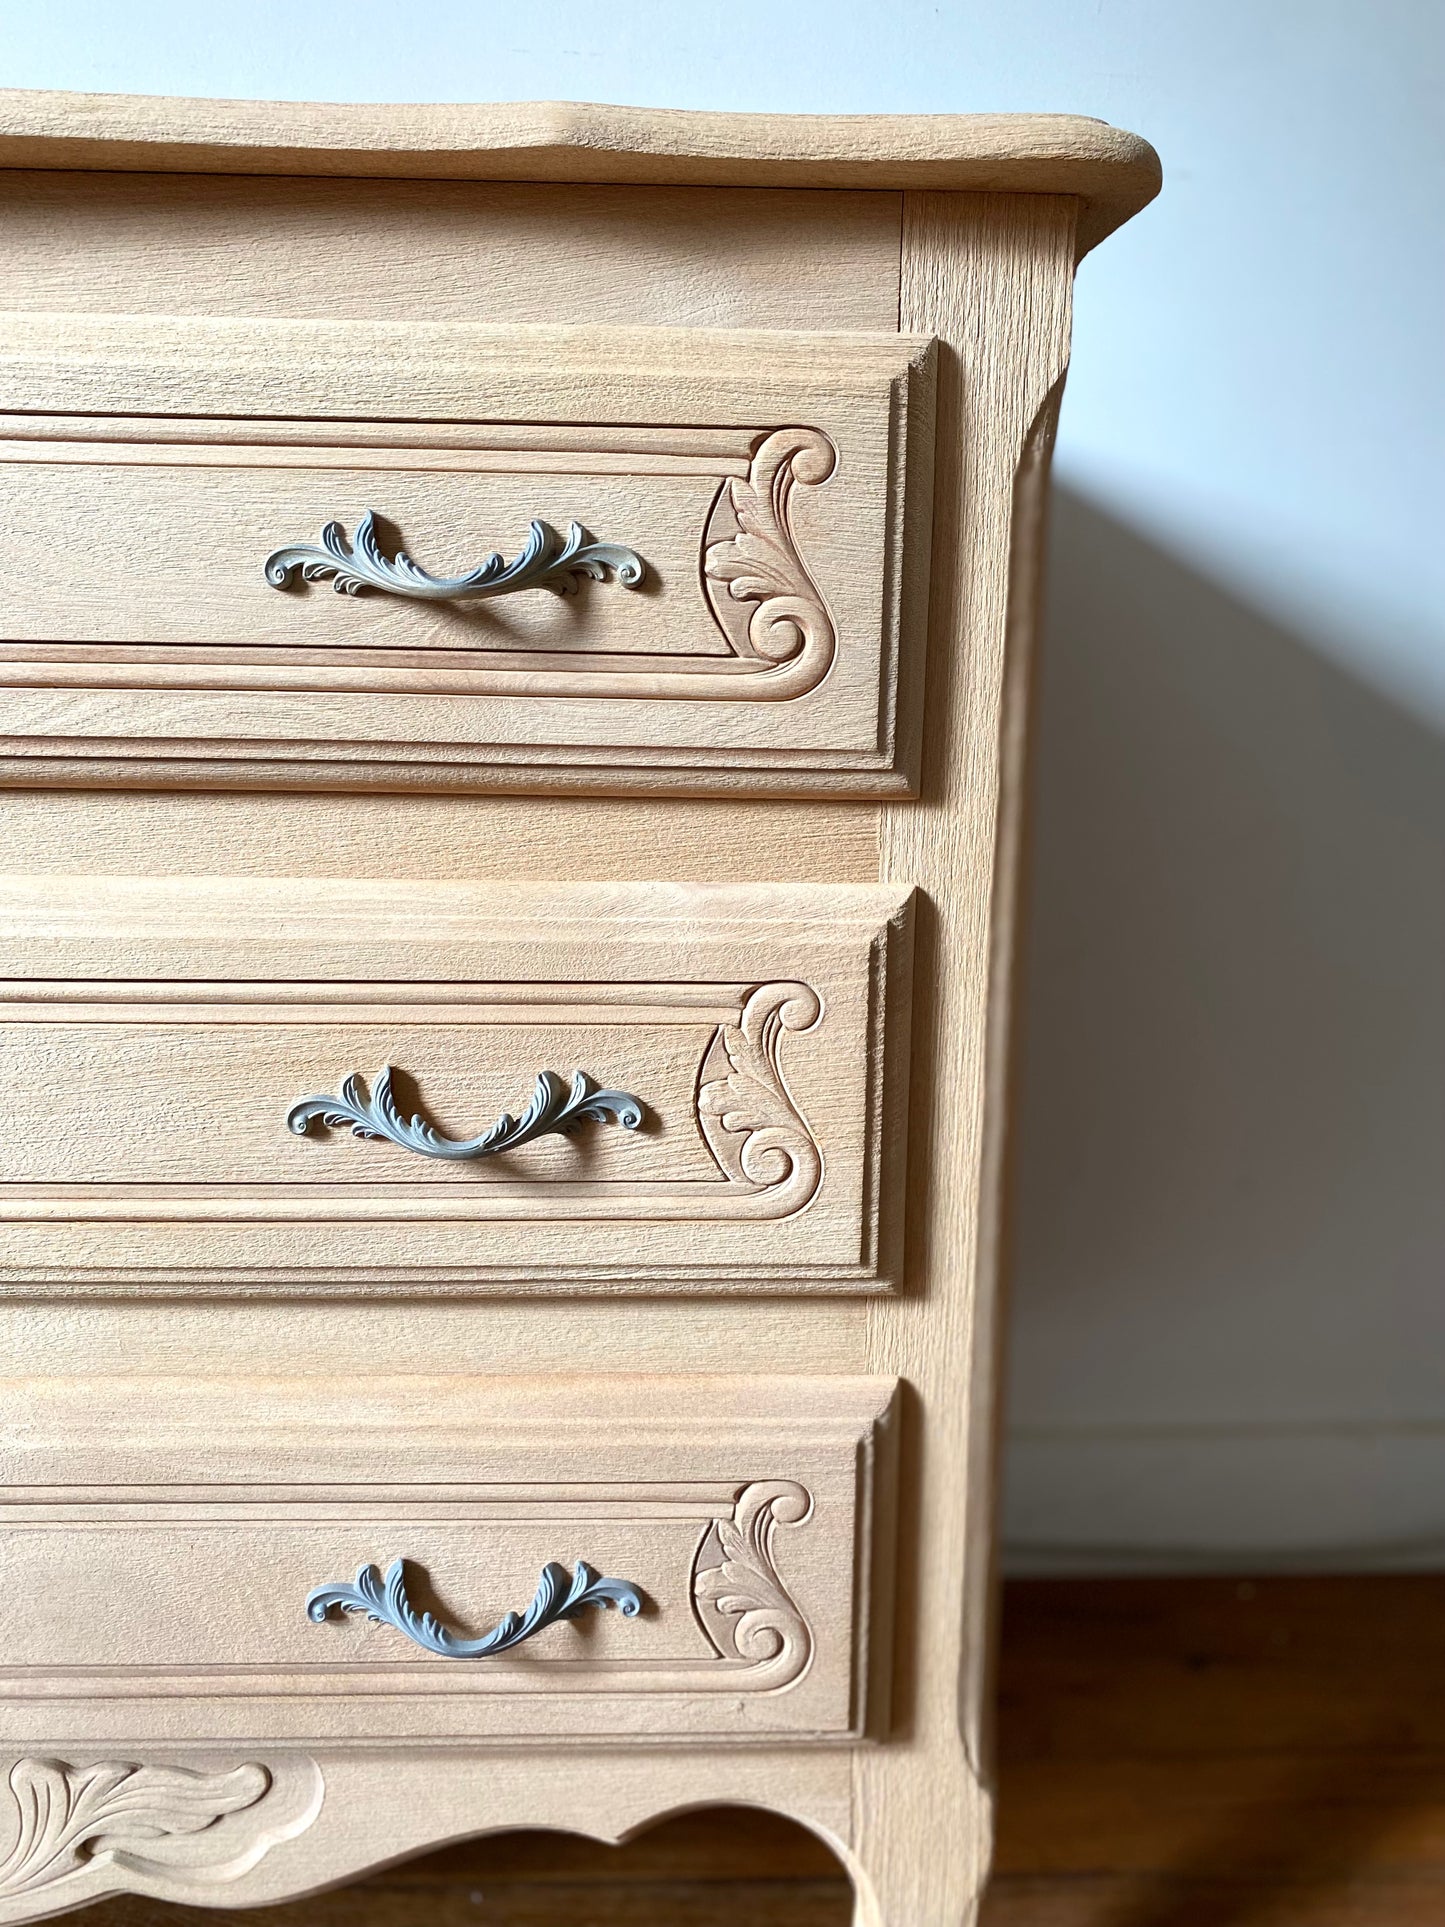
[75,1574,1445,1924]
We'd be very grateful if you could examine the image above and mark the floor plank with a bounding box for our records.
[984,1574,1445,1926]
[983,1873,1445,1927]
[79,1877,854,1927]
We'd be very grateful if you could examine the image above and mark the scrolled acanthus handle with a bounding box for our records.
[264,509,645,601]
[306,1557,643,1658]
[287,1066,644,1163]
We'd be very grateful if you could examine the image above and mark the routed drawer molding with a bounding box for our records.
[0,315,936,796]
[0,1373,898,1748]
[0,875,914,1293]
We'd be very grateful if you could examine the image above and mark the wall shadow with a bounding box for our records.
[1003,488,1445,1565]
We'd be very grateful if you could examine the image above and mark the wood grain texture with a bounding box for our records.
[852,193,1077,1926]
[0,790,881,883]
[0,165,910,800]
[0,94,1161,253]
[0,321,934,793]
[0,1296,874,1384]
[0,171,904,330]
[0,1756,322,1923]
[17,1751,861,1923]
[0,877,913,1293]
[984,1574,1445,1926]
[0,1373,897,1751]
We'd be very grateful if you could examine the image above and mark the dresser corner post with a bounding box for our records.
[865,187,1080,1873]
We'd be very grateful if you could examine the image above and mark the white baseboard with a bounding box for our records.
[1002,1424,1445,1574]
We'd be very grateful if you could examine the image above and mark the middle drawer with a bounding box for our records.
[0,876,913,1294]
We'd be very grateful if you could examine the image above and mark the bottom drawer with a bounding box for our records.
[0,1374,897,1748]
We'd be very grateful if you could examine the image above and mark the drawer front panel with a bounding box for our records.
[0,315,935,794]
[0,1374,898,1747]
[0,877,913,1292]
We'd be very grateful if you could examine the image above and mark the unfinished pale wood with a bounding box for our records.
[0,876,912,1293]
[0,320,935,793]
[0,93,1160,254]
[0,172,905,331]
[844,193,1079,1927]
[0,790,882,884]
[0,94,1153,1927]
[0,1750,865,1927]
[985,1575,1445,1925]
[0,1298,874,1388]
[280,1807,852,1927]
[0,1373,897,1757]
[0,1754,323,1924]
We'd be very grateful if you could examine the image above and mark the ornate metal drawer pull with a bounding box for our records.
[307,1556,642,1657]
[264,509,645,600]
[287,1065,643,1162]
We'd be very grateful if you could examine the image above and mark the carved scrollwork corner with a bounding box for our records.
[702,428,837,698]
[696,981,823,1216]
[692,1481,813,1689]
[0,1754,322,1912]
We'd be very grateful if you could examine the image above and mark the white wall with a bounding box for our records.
[5,0,1441,1571]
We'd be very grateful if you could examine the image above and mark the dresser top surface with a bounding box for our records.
[0,90,1159,252]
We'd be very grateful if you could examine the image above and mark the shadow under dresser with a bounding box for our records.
[0,90,1157,1926]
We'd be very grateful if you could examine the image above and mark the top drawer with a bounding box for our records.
[0,315,935,796]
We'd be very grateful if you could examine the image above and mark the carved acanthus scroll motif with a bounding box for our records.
[0,1756,321,1908]
[702,427,837,699]
[692,1481,813,1691]
[696,981,824,1217]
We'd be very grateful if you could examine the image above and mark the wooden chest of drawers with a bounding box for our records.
[0,90,1157,1926]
